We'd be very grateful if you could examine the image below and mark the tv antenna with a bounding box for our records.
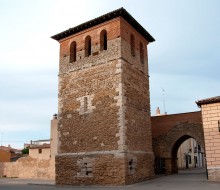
[1,132,4,146]
[161,88,167,114]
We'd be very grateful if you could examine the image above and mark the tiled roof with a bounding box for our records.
[196,96,220,107]
[0,146,21,153]
[51,7,155,42]
[29,143,50,149]
[0,146,11,152]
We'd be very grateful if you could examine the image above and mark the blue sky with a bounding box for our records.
[0,0,219,148]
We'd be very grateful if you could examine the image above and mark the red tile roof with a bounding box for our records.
[0,145,21,153]
[51,7,155,42]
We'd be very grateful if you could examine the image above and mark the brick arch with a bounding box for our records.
[151,112,205,174]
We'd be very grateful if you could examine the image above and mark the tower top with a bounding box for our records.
[51,7,155,42]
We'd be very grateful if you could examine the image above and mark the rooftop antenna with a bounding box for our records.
[161,88,167,115]
[1,132,4,146]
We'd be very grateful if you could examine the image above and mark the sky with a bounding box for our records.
[0,0,219,148]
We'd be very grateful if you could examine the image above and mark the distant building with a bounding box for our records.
[29,143,51,159]
[29,114,58,159]
[0,115,58,179]
[0,145,22,162]
[177,138,204,169]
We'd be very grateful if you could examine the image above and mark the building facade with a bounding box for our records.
[197,96,220,181]
[0,145,22,162]
[52,8,155,185]
[29,144,51,159]
[177,138,204,169]
[0,149,11,162]
[29,114,58,159]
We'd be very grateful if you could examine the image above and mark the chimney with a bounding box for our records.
[156,107,161,116]
[53,113,58,119]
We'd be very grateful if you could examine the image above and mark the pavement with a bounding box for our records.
[0,168,220,190]
[0,177,55,185]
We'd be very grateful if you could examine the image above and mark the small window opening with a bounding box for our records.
[218,120,220,132]
[100,30,107,51]
[198,145,201,152]
[129,159,133,170]
[70,41,76,62]
[84,162,92,176]
[188,155,192,164]
[84,97,88,112]
[140,42,144,64]
[85,36,91,57]
[130,34,135,57]
[38,149,42,154]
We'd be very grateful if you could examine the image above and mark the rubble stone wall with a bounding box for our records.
[0,156,55,179]
[56,17,154,185]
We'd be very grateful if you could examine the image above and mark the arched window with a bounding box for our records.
[85,36,91,57]
[140,42,144,64]
[70,41,76,62]
[130,34,135,57]
[100,30,107,51]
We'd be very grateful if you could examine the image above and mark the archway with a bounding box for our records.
[171,135,205,173]
[151,112,205,175]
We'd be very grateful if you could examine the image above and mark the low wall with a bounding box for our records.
[0,156,55,180]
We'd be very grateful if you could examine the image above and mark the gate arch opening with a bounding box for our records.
[151,111,205,175]
[171,135,205,174]
[171,135,192,173]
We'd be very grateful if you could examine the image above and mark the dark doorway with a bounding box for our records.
[155,157,165,174]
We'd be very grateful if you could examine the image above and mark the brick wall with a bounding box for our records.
[151,112,204,174]
[200,102,220,181]
[0,150,11,162]
[152,111,202,138]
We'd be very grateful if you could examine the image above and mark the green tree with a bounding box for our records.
[21,147,29,154]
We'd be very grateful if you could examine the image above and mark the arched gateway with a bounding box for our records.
[151,111,205,174]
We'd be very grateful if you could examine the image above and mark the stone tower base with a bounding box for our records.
[56,152,154,185]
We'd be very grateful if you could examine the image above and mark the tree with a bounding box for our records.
[21,147,29,154]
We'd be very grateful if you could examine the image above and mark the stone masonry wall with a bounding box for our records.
[58,60,120,154]
[56,154,126,185]
[201,102,220,181]
[120,18,154,182]
[0,156,55,179]
[56,18,125,185]
[56,17,154,185]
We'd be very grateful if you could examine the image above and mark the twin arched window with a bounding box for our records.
[70,32,144,64]
[100,30,107,51]
[69,30,108,62]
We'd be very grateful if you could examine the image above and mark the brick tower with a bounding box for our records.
[51,8,155,185]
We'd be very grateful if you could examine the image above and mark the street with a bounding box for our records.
[0,168,219,190]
